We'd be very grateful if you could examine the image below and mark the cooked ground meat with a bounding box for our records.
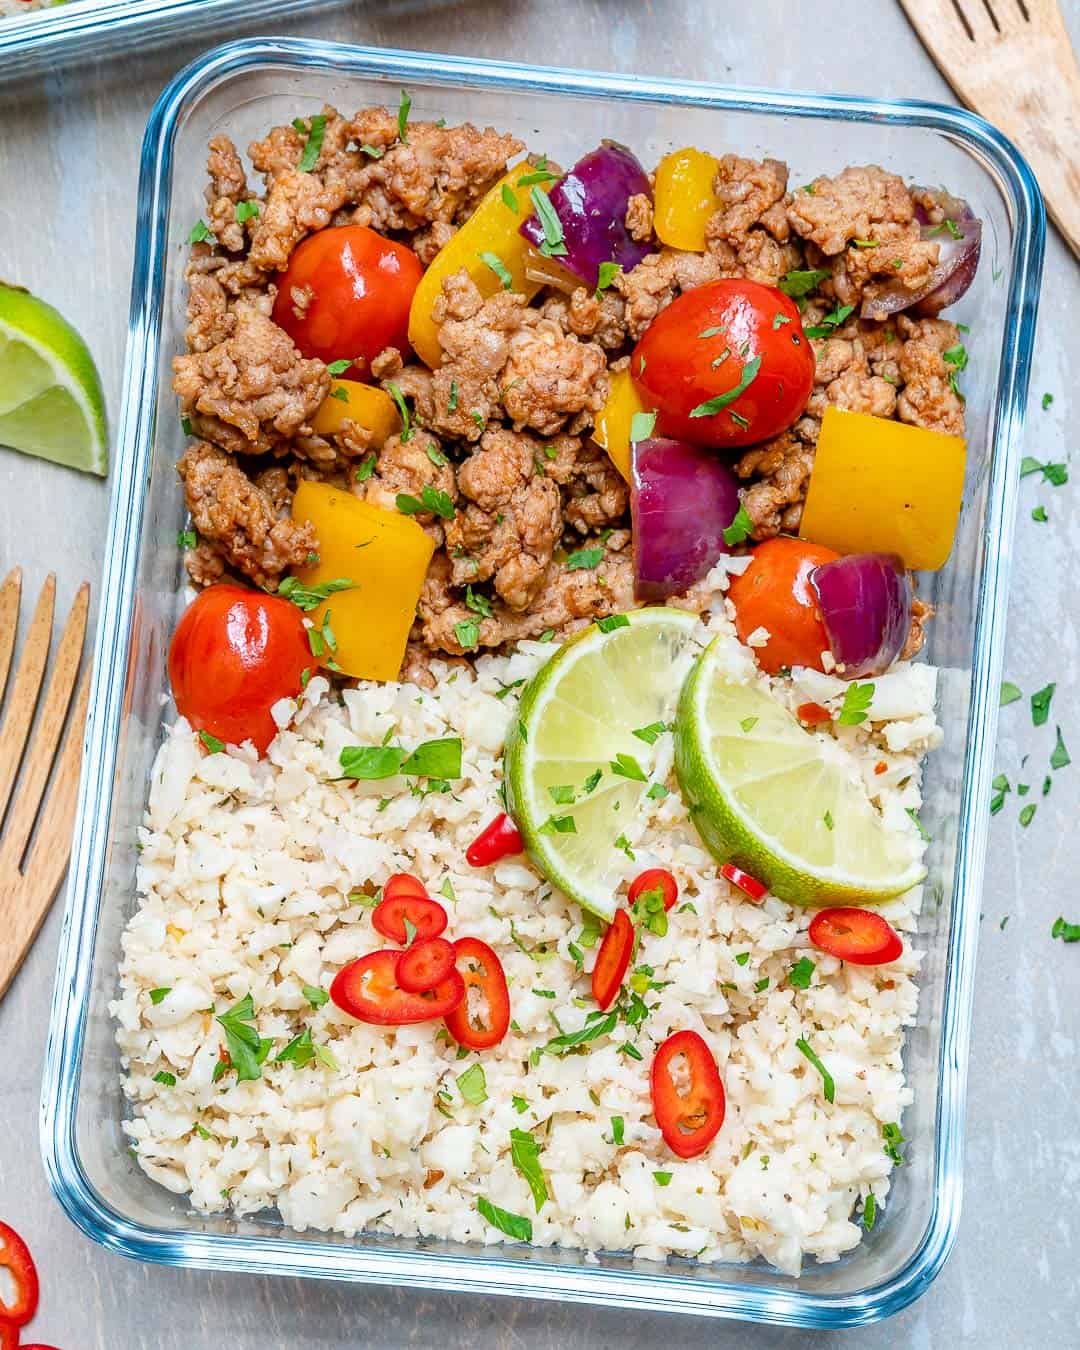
[359,431,458,537]
[895,314,966,436]
[735,431,816,539]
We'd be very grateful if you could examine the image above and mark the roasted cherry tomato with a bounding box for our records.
[591,908,635,1010]
[631,279,814,448]
[627,868,678,912]
[330,949,464,1024]
[809,907,904,965]
[397,937,457,993]
[0,1221,39,1327]
[381,872,430,904]
[466,813,524,867]
[797,701,833,726]
[727,537,840,675]
[168,584,311,755]
[650,1030,726,1159]
[444,937,511,1050]
[271,225,423,378]
[372,894,448,946]
[720,863,768,902]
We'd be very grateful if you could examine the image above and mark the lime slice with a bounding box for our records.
[0,283,107,476]
[674,634,925,907]
[505,608,702,920]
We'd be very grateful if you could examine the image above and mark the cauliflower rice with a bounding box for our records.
[113,583,939,1277]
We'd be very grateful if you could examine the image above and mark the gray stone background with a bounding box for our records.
[0,0,1077,1344]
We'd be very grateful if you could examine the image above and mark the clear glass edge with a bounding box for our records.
[38,37,1046,1329]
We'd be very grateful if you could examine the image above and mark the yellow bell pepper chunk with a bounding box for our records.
[799,407,966,571]
[291,481,434,682]
[592,369,651,482]
[653,147,722,253]
[408,166,553,369]
[311,380,400,446]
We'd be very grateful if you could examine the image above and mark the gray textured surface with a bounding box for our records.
[0,1,1077,1344]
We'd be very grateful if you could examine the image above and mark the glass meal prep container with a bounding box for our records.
[40,37,1045,1328]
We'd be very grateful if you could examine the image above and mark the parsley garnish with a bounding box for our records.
[1000,681,1022,706]
[1031,682,1055,726]
[566,546,604,571]
[1020,457,1068,486]
[689,354,761,419]
[788,956,815,989]
[906,807,931,841]
[510,1128,549,1211]
[177,529,196,550]
[596,614,629,633]
[740,716,758,733]
[501,183,518,212]
[646,782,669,801]
[772,311,791,329]
[329,387,349,402]
[530,186,567,257]
[548,784,576,804]
[629,410,657,443]
[795,1036,835,1103]
[582,768,603,793]
[396,485,455,520]
[1051,916,1080,943]
[804,304,855,339]
[198,730,225,754]
[477,1197,531,1241]
[540,814,577,835]
[614,833,635,860]
[275,1027,316,1068]
[235,200,260,224]
[512,1095,529,1113]
[778,268,830,298]
[632,721,667,746]
[610,1116,625,1146]
[1019,803,1037,827]
[149,987,171,1005]
[293,114,327,172]
[456,1062,487,1105]
[882,1122,906,1166]
[153,1070,176,1086]
[1042,392,1053,410]
[479,251,513,290]
[338,737,462,781]
[189,219,214,244]
[1032,505,1048,523]
[540,1010,617,1055]
[863,1192,876,1230]
[722,504,753,546]
[610,752,647,782]
[385,382,413,442]
[216,994,271,1083]
[464,585,493,618]
[397,89,411,142]
[734,952,750,967]
[836,681,874,726]
[447,380,459,413]
[355,453,377,482]
[653,1171,672,1186]
[278,576,355,612]
[596,261,622,295]
[454,619,480,650]
[360,143,384,159]
[303,984,329,1008]
[1051,727,1070,770]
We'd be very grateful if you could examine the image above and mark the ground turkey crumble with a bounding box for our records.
[174,109,965,671]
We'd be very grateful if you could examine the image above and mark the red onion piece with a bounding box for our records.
[520,141,655,290]
[630,438,742,601]
[860,195,981,321]
[810,553,912,679]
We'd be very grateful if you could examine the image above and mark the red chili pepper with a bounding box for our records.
[444,937,511,1050]
[0,1324,18,1350]
[809,907,903,965]
[650,1030,726,1159]
[465,813,523,867]
[720,863,768,902]
[330,949,464,1024]
[797,701,832,725]
[874,760,888,776]
[591,908,634,1010]
[372,894,448,946]
[382,872,429,903]
[627,867,678,911]
[0,1221,39,1327]
[396,937,457,993]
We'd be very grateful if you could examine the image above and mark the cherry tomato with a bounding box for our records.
[271,225,423,379]
[381,873,430,904]
[627,868,678,912]
[797,701,833,726]
[372,894,448,946]
[465,813,524,867]
[809,907,904,965]
[0,1221,39,1327]
[591,908,634,1010]
[727,537,840,675]
[168,584,311,755]
[650,1030,726,1159]
[631,279,815,448]
[720,863,768,902]
[444,937,511,1050]
[330,949,465,1024]
[397,937,457,993]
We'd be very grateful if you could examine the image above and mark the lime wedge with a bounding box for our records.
[505,609,702,920]
[674,634,925,907]
[0,283,107,476]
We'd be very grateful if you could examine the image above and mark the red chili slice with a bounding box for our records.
[444,937,511,1050]
[627,867,678,911]
[397,937,457,993]
[797,701,832,726]
[650,1030,726,1159]
[465,812,524,867]
[372,894,448,946]
[382,872,429,903]
[330,949,464,1024]
[720,863,768,902]
[0,1324,18,1350]
[809,907,903,965]
[0,1221,39,1327]
[591,908,634,1010]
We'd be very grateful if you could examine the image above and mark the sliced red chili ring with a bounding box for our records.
[720,863,768,902]
[808,907,903,965]
[381,872,429,903]
[330,949,464,1024]
[444,937,511,1050]
[0,1323,18,1350]
[465,812,524,867]
[372,893,448,946]
[591,908,634,1010]
[650,1029,726,1160]
[627,867,678,911]
[396,936,457,993]
[0,1220,39,1327]
[797,701,832,725]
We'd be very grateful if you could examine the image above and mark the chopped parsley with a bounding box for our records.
[153,1071,176,1087]
[837,681,875,726]
[1051,916,1080,943]
[464,585,493,618]
[614,833,635,860]
[1042,392,1053,410]
[234,199,260,224]
[338,736,462,782]
[189,219,214,244]
[629,410,657,443]
[177,529,196,550]
[1020,456,1068,486]
[566,546,605,571]
[292,113,327,172]
[722,504,753,547]
[216,994,271,1083]
[510,1127,549,1211]
[863,1192,877,1230]
[397,88,411,143]
[653,1171,673,1186]
[583,768,603,794]
[396,484,455,520]
[540,814,577,835]
[360,143,384,159]
[778,268,830,298]
[426,442,448,468]
[596,614,630,633]
[1019,803,1037,827]
[149,987,171,1005]
[610,752,647,782]
[804,303,855,339]
[689,354,761,419]
[610,1116,625,1146]
[1051,727,1071,770]
[278,575,355,612]
[740,716,758,733]
[355,453,377,482]
[646,782,669,801]
[596,261,622,295]
[385,382,414,442]
[906,807,931,842]
[512,1095,529,1113]
[479,251,513,290]
[1030,682,1055,726]
[788,956,815,989]
[530,186,567,258]
[501,183,518,212]
[456,1062,487,1105]
[632,721,667,746]
[734,952,750,967]
[477,1197,532,1242]
[454,619,480,651]
[796,1036,835,1102]
[448,380,459,413]
[1000,681,1022,706]
[198,730,225,755]
[548,784,576,805]
[882,1122,905,1166]
[302,984,329,1008]
[1032,505,1048,522]
[539,1010,617,1056]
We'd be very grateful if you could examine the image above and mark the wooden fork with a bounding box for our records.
[0,569,90,1003]
[898,0,1080,258]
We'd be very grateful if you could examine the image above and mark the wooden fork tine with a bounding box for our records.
[0,567,21,708]
[0,573,54,826]
[0,667,90,1003]
[0,583,89,870]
